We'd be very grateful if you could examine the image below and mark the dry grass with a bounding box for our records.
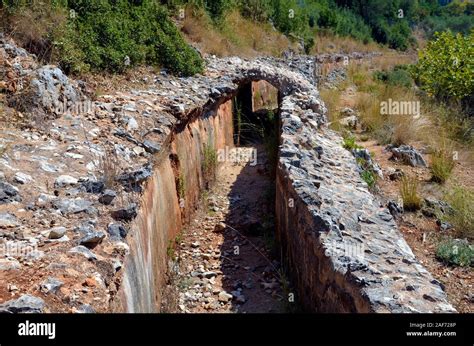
[180,8,293,58]
[320,88,341,121]
[430,138,456,184]
[391,117,418,146]
[311,31,382,54]
[98,148,121,189]
[370,54,414,71]
[400,176,423,211]
[444,186,474,240]
[3,2,67,62]
[354,92,383,133]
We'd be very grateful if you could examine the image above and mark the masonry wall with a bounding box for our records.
[115,99,234,312]
[114,62,455,313]
[275,168,372,312]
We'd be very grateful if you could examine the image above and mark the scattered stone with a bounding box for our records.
[191,241,200,248]
[218,291,233,303]
[1,294,45,313]
[437,220,453,232]
[387,201,403,219]
[107,223,128,240]
[126,116,139,131]
[338,115,358,129]
[352,148,383,178]
[142,140,161,154]
[40,277,64,294]
[28,65,80,115]
[0,181,21,204]
[340,107,355,117]
[0,258,21,270]
[98,189,116,205]
[65,152,83,160]
[388,145,427,167]
[54,175,78,188]
[202,271,217,279]
[0,212,19,228]
[75,304,96,314]
[423,198,453,218]
[48,226,67,239]
[69,245,97,260]
[79,231,106,248]
[116,164,152,189]
[111,204,137,221]
[214,222,226,233]
[52,198,95,215]
[37,193,56,206]
[387,168,404,181]
[13,172,32,184]
[81,180,105,194]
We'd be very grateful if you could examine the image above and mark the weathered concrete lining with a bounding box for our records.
[114,99,234,312]
[117,56,455,313]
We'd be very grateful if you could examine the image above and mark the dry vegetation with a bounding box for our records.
[319,50,473,306]
[311,30,383,54]
[180,7,295,58]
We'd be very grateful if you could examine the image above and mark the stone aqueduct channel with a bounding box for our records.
[0,42,455,313]
[115,56,454,313]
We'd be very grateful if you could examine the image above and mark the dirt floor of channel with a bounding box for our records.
[165,144,298,313]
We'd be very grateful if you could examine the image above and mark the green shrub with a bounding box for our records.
[436,238,473,267]
[65,0,204,75]
[342,135,363,150]
[373,65,413,88]
[360,169,377,189]
[2,0,204,76]
[411,30,473,100]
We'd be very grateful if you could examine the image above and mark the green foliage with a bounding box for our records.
[239,0,272,22]
[1,0,204,76]
[342,134,363,150]
[373,65,413,88]
[443,186,474,239]
[204,0,234,20]
[334,0,415,50]
[419,0,474,37]
[436,238,473,267]
[360,168,377,188]
[66,0,203,75]
[412,30,473,100]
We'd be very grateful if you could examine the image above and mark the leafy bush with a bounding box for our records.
[342,134,362,150]
[2,0,204,76]
[444,186,474,239]
[360,168,377,189]
[436,238,473,267]
[411,30,473,100]
[373,65,413,88]
[400,176,422,211]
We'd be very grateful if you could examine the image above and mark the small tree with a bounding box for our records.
[412,30,473,101]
